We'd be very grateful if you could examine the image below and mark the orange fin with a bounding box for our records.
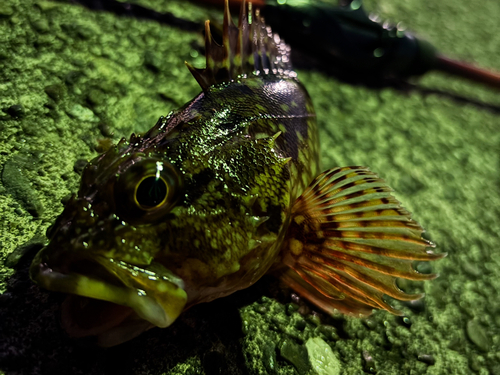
[279,166,446,316]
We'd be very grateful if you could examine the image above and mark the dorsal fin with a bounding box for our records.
[185,0,295,91]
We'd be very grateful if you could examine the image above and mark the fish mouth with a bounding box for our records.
[30,252,187,346]
[33,262,171,327]
[60,295,151,346]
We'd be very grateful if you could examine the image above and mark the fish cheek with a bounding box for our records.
[159,210,247,279]
[110,222,168,266]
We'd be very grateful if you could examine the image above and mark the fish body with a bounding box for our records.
[30,1,444,346]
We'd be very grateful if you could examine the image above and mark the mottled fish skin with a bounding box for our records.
[29,1,320,344]
[147,76,320,305]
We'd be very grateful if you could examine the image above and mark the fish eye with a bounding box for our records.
[114,157,183,224]
[134,175,168,210]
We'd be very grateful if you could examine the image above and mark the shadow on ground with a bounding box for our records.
[0,252,282,375]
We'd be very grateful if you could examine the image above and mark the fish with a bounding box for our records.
[29,0,445,347]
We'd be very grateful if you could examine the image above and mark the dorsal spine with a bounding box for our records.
[185,0,296,91]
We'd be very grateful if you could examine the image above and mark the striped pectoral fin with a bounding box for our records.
[279,166,446,316]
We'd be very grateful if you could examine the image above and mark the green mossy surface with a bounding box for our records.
[0,0,499,374]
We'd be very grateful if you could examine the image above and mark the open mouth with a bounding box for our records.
[32,261,171,327]
[61,294,154,346]
[30,253,187,346]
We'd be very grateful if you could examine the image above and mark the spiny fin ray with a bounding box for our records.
[186,0,295,91]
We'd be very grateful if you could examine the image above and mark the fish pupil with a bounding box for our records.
[136,176,167,209]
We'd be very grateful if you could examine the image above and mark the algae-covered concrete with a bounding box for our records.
[0,0,499,374]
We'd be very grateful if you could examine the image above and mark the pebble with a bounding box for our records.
[417,354,436,365]
[279,339,310,375]
[305,337,341,375]
[44,84,65,102]
[5,234,45,268]
[65,104,99,122]
[98,122,113,137]
[461,262,481,277]
[2,156,44,217]
[73,158,88,175]
[466,320,490,352]
[262,341,277,375]
[362,350,377,373]
[362,318,377,330]
[31,18,49,33]
[0,4,14,17]
[6,104,24,118]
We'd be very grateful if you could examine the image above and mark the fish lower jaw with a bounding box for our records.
[32,262,173,328]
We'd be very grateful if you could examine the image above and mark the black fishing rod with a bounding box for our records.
[197,0,500,89]
[65,0,500,89]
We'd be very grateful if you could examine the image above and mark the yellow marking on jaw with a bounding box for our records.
[229,262,240,273]
[157,282,170,293]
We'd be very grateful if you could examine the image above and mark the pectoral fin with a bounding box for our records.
[278,166,446,316]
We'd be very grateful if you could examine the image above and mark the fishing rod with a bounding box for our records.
[193,0,500,89]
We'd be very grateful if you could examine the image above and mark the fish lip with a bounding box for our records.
[30,261,179,329]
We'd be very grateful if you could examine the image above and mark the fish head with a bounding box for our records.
[30,134,189,346]
[30,91,292,346]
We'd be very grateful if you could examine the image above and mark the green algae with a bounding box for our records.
[0,0,500,374]
[2,153,45,217]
